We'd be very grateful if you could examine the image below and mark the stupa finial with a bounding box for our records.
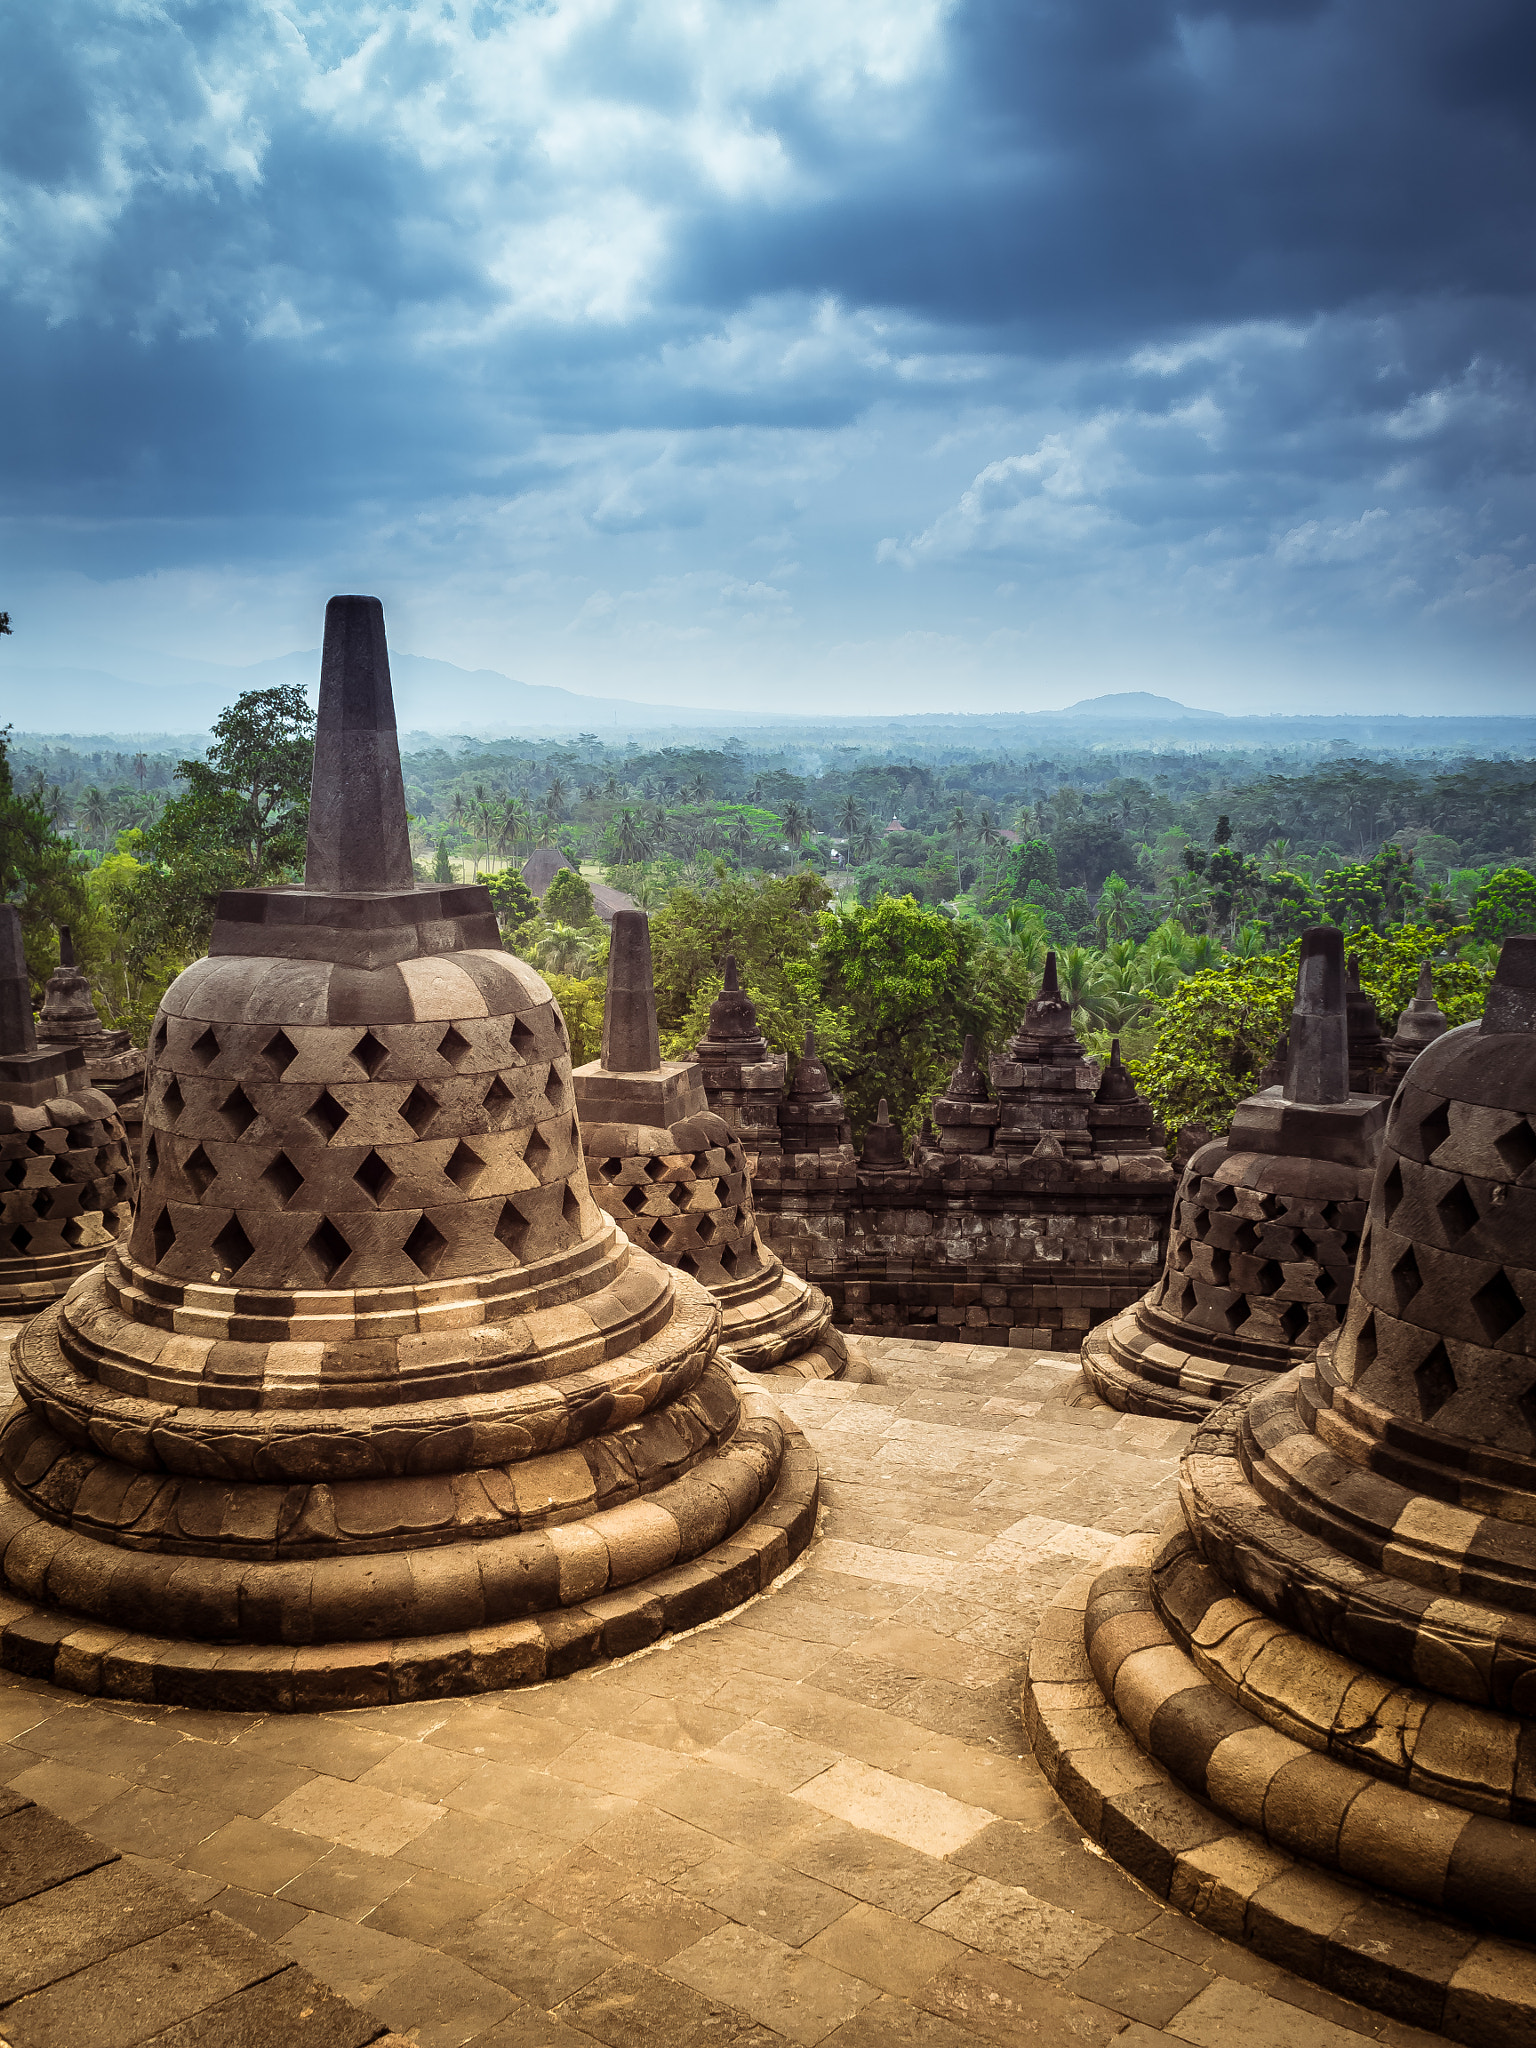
[1284,927,1349,1104]
[304,595,414,894]
[58,926,75,969]
[1041,952,1060,1001]
[723,955,739,992]
[603,911,662,1072]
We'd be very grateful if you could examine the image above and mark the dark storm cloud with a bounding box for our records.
[679,1,1536,339]
[2,0,1532,703]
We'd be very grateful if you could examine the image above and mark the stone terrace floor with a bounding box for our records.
[0,1335,1452,2048]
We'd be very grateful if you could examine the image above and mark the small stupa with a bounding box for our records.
[0,598,815,1708]
[0,910,133,1313]
[1385,959,1449,1084]
[991,952,1096,1157]
[931,1036,1000,1154]
[1086,1040,1156,1154]
[690,955,786,1156]
[577,915,847,1379]
[1082,927,1386,1418]
[1345,952,1388,1092]
[859,1097,907,1171]
[36,926,147,1157]
[778,1028,854,1159]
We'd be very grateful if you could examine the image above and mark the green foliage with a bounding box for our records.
[433,835,454,885]
[1131,954,1296,1139]
[816,893,1033,1138]
[542,971,606,1067]
[544,866,596,928]
[0,729,91,991]
[1344,923,1491,1029]
[119,688,315,970]
[486,869,537,934]
[1316,846,1420,932]
[1471,867,1536,944]
[652,869,836,1062]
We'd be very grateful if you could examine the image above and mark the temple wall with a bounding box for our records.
[747,1155,1172,1348]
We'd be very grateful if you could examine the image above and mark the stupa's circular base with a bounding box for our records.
[717,1261,848,1379]
[1079,1300,1281,1420]
[0,1383,818,1711]
[1023,1541,1536,2047]
[0,1241,123,1317]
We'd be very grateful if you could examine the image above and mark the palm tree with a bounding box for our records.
[1056,945,1111,1029]
[781,800,810,854]
[79,787,111,857]
[1096,874,1133,946]
[546,773,569,824]
[950,803,968,874]
[728,815,757,866]
[534,922,595,976]
[1228,921,1269,959]
[1261,837,1291,875]
[999,903,1048,982]
[855,823,878,865]
[612,809,652,866]
[975,808,1004,896]
[839,794,861,838]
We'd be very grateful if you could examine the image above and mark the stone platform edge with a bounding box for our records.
[0,1398,819,1714]
[1021,1536,1536,2048]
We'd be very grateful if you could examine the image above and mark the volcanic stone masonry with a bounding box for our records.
[35,925,147,1161]
[575,914,847,1380]
[0,909,134,1316]
[0,595,815,1711]
[700,952,1178,1351]
[1081,927,1387,1421]
[1026,932,1536,2046]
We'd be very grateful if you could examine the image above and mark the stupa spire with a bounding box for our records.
[602,910,662,1072]
[1283,927,1348,1104]
[303,595,414,894]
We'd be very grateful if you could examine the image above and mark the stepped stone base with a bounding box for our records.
[1081,1303,1272,1421]
[0,1377,818,1712]
[1023,1540,1536,2046]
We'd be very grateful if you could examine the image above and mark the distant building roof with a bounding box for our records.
[591,883,639,923]
[521,846,575,895]
[522,845,637,925]
[884,817,907,835]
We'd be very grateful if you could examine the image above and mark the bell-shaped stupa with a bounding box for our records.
[36,926,147,1156]
[0,598,815,1709]
[1385,959,1449,1085]
[0,911,134,1313]
[1031,935,1536,2031]
[577,916,847,1379]
[1083,928,1386,1417]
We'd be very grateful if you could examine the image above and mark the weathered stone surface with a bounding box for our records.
[1084,930,1384,1420]
[579,923,846,1380]
[0,599,815,1708]
[1057,934,1536,2033]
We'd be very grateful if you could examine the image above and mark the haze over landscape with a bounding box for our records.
[5,1,1534,726]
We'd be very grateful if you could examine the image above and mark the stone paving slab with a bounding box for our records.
[0,1334,1465,2046]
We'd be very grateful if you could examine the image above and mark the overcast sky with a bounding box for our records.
[4,1,1533,716]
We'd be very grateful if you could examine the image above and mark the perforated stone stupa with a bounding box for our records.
[0,597,815,1709]
[1083,927,1386,1418]
[0,910,134,1314]
[577,916,846,1380]
[36,925,147,1156]
[1029,935,1536,2040]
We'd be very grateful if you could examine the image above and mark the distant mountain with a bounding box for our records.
[1056,692,1204,720]
[0,649,747,740]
